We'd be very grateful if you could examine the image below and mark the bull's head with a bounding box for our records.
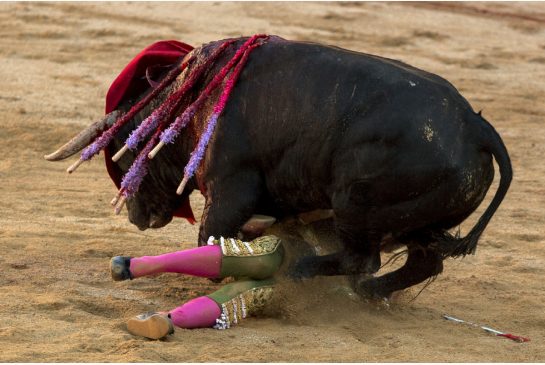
[44,95,278,235]
[45,36,277,236]
[45,64,197,231]
[108,112,196,230]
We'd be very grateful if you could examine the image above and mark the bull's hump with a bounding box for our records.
[258,37,457,93]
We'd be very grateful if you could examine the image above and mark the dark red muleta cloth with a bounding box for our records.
[104,40,197,224]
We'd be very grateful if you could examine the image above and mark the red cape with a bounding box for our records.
[104,40,197,224]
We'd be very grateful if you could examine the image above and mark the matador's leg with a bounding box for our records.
[110,235,283,281]
[114,236,282,339]
[126,278,275,339]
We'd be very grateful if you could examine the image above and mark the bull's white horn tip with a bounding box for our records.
[44,152,55,161]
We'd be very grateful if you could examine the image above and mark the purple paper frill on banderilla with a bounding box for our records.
[125,110,162,150]
[183,113,220,179]
[120,145,152,197]
[80,137,106,161]
[116,35,268,198]
[160,108,196,145]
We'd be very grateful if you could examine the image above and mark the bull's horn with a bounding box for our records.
[44,110,120,161]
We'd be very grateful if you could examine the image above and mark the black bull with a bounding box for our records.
[97,37,513,298]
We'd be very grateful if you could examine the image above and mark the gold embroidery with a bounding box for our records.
[213,286,275,329]
[210,235,282,257]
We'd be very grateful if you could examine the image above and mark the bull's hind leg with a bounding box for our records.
[355,245,443,299]
[290,219,381,279]
[290,184,382,279]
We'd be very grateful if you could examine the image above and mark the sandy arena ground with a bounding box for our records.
[1,1,544,362]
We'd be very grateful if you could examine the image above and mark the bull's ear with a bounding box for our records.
[44,111,120,161]
[241,215,277,236]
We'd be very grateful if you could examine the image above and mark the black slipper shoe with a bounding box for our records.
[110,256,133,281]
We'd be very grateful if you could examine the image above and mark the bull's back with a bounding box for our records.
[222,38,486,213]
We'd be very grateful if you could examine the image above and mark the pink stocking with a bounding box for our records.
[130,245,222,278]
[168,296,221,329]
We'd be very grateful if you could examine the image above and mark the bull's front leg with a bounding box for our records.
[198,169,264,246]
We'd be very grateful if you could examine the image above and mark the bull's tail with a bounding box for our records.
[433,114,512,258]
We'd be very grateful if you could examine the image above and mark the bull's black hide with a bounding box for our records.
[111,36,512,298]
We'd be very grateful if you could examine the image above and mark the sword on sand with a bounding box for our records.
[443,314,530,343]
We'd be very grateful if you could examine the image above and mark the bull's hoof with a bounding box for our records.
[354,278,392,302]
[348,273,374,289]
[110,256,132,281]
[360,252,381,275]
[127,312,174,340]
[288,256,317,281]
